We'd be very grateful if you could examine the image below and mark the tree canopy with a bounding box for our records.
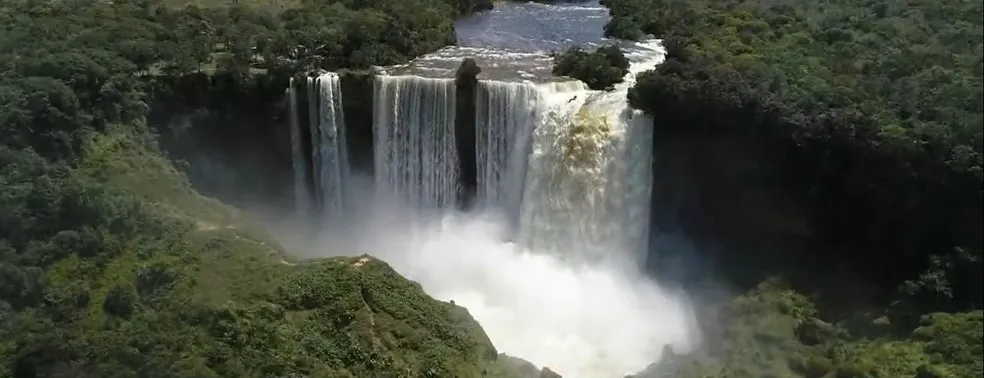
[2,0,982,376]
[602,0,982,376]
[0,0,541,377]
[551,45,630,90]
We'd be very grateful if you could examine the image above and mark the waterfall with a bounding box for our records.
[516,83,652,264]
[346,38,696,378]
[513,40,663,266]
[287,77,311,220]
[372,75,458,209]
[470,75,655,265]
[475,80,540,225]
[287,73,350,224]
[287,40,664,269]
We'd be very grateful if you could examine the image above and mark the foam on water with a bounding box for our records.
[350,38,697,378]
[294,12,698,373]
[515,39,664,266]
[354,210,699,378]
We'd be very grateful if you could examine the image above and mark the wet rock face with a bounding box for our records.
[646,124,815,288]
[339,71,376,174]
[149,57,494,214]
[456,58,482,208]
[457,58,483,83]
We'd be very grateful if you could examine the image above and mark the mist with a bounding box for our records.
[248,33,704,377]
[259,172,702,378]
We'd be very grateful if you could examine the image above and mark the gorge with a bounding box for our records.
[277,3,699,376]
[3,0,980,377]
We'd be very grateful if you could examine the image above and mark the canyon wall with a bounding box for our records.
[646,125,817,288]
[149,65,823,291]
[148,64,484,215]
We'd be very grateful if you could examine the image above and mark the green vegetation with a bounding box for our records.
[602,0,983,376]
[647,282,983,378]
[4,0,981,375]
[0,0,487,79]
[0,0,550,377]
[551,45,630,90]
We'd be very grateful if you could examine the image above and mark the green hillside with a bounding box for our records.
[0,1,542,377]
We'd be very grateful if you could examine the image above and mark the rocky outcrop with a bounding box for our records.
[455,58,482,208]
[339,70,377,173]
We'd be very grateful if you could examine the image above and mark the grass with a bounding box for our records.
[79,125,234,224]
[187,228,292,304]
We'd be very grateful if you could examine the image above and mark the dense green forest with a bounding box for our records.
[551,45,629,90]
[2,0,981,376]
[600,0,983,376]
[0,0,553,377]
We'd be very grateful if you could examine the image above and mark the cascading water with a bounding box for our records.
[306,73,350,223]
[287,77,311,220]
[410,39,694,378]
[372,75,458,209]
[516,41,662,266]
[475,80,540,226]
[361,39,694,378]
[295,6,699,374]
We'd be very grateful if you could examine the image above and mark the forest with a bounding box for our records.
[597,0,982,376]
[551,45,629,90]
[0,0,547,377]
[1,0,981,376]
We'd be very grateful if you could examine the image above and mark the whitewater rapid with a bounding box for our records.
[359,38,698,377]
[366,211,699,378]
